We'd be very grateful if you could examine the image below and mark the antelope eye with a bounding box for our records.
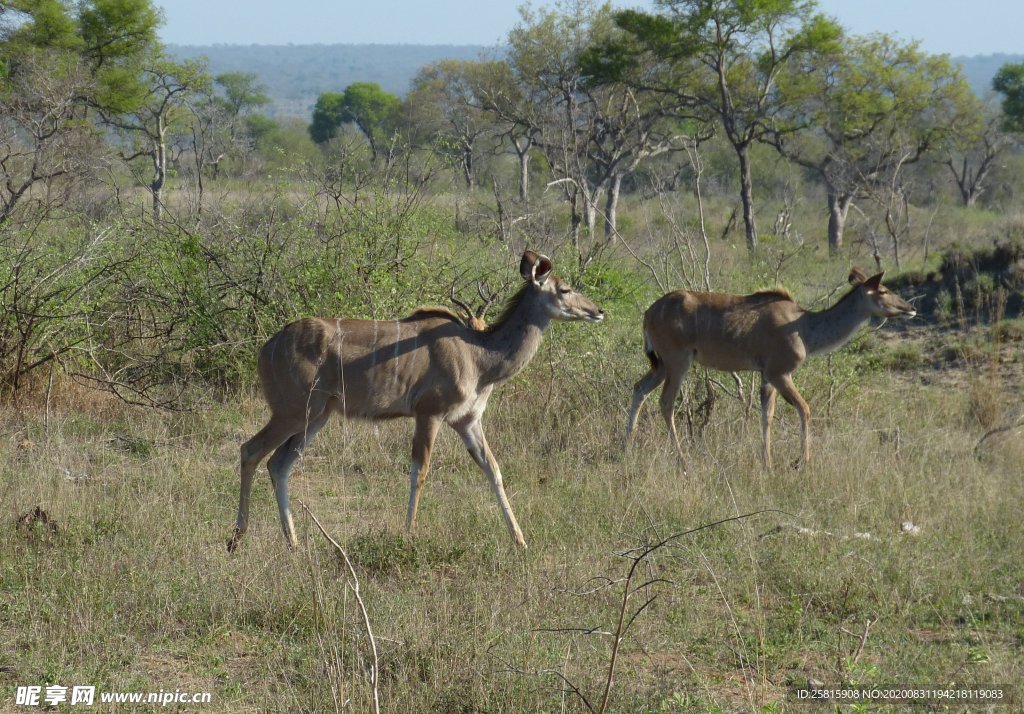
[558,286,571,295]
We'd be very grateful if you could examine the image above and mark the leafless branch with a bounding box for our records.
[298,500,381,714]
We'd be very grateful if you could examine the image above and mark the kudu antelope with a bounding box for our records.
[626,269,916,470]
[229,251,604,551]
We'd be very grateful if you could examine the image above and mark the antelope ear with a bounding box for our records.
[520,250,553,285]
[848,267,868,285]
[533,254,553,285]
[863,272,884,291]
[520,250,539,280]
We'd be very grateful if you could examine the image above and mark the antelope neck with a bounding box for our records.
[799,288,870,357]
[476,290,550,386]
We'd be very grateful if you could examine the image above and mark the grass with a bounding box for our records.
[1,306,1021,712]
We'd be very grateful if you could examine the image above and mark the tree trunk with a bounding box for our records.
[584,195,597,241]
[151,120,166,221]
[569,193,582,255]
[826,190,853,255]
[962,186,977,208]
[518,151,530,202]
[947,158,974,208]
[514,136,531,203]
[604,173,622,241]
[463,145,475,190]
[736,143,757,252]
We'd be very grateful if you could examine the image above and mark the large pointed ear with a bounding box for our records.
[848,267,868,285]
[520,250,539,280]
[863,272,884,291]
[520,250,553,285]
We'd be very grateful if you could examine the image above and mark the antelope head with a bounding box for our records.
[521,250,605,323]
[848,267,917,319]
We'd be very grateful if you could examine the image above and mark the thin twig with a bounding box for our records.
[597,509,790,713]
[840,618,873,666]
[298,500,380,714]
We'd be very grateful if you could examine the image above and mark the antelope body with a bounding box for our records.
[229,251,604,551]
[626,269,916,469]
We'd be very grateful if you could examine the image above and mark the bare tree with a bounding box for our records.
[497,0,698,269]
[405,60,503,191]
[945,110,1009,208]
[772,34,977,254]
[0,52,99,226]
[97,56,210,220]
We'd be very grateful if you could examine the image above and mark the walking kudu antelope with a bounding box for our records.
[626,269,916,470]
[228,251,604,551]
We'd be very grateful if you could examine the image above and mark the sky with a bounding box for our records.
[156,0,1024,57]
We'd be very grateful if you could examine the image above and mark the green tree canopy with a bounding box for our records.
[993,61,1024,132]
[604,0,842,252]
[309,83,401,161]
[78,0,163,113]
[215,71,270,117]
[309,91,346,144]
[773,33,976,251]
[1,0,81,55]
[337,82,401,160]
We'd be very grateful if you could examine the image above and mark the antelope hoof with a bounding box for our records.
[227,527,245,553]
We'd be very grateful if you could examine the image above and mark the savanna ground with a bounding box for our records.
[1,189,1023,713]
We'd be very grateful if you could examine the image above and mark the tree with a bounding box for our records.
[0,51,99,225]
[215,71,269,117]
[496,0,697,265]
[78,0,163,113]
[993,62,1024,132]
[0,0,81,58]
[610,0,841,252]
[470,58,541,202]
[337,82,401,162]
[191,72,271,179]
[406,60,497,190]
[310,83,400,162]
[248,117,319,173]
[100,56,211,219]
[309,91,346,144]
[772,34,976,252]
[944,107,1009,208]
[0,1,96,225]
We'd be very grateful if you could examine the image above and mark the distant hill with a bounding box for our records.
[167,43,491,119]
[953,53,1024,98]
[168,44,1024,122]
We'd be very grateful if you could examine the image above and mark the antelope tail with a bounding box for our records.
[643,328,660,370]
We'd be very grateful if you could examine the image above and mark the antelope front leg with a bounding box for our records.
[406,415,440,532]
[770,373,811,468]
[759,375,777,470]
[454,418,527,548]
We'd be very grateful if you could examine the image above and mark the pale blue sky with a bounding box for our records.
[157,0,1023,57]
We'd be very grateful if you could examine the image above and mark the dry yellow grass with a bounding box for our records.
[1,313,1021,711]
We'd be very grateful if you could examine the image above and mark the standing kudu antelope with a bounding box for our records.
[229,251,604,551]
[626,268,916,470]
